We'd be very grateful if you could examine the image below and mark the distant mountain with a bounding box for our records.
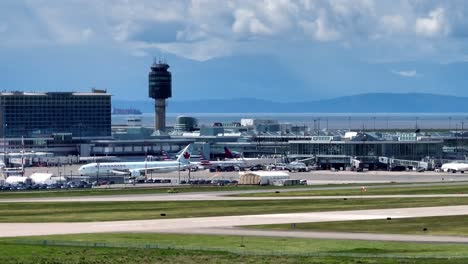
[113,93,468,113]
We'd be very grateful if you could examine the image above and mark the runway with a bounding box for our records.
[2,205,468,243]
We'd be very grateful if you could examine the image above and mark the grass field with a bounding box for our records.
[235,183,468,197]
[1,233,468,263]
[0,183,390,199]
[249,215,468,236]
[1,244,460,264]
[1,197,468,222]
[0,184,321,199]
[0,182,463,200]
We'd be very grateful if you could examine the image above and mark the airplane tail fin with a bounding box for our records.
[177,144,192,164]
[224,147,233,159]
[161,151,171,161]
[199,151,211,165]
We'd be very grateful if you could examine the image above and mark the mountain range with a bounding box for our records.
[113,93,468,113]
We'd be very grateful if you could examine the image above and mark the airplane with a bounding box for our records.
[285,161,308,172]
[224,147,241,159]
[161,150,174,161]
[441,162,468,173]
[223,146,281,166]
[78,144,193,177]
[190,151,247,171]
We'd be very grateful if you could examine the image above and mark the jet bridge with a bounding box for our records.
[379,157,430,170]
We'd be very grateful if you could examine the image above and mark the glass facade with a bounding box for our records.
[290,141,443,160]
[0,92,111,138]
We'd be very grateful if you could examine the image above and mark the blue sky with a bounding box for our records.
[1,0,468,101]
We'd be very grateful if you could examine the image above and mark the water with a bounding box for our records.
[112,113,468,130]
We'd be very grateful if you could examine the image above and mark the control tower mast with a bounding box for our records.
[148,60,172,132]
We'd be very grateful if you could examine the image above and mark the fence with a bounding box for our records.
[4,239,467,260]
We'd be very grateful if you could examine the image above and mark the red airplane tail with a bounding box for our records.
[199,151,211,165]
[224,147,233,159]
[161,151,171,161]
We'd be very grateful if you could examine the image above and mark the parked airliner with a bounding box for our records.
[78,144,192,177]
[441,162,468,173]
[190,151,247,170]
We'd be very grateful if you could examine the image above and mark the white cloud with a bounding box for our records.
[2,1,468,61]
[415,8,449,37]
[392,70,418,77]
[139,38,232,61]
[300,15,341,42]
[232,9,273,35]
[380,15,406,33]
[81,28,94,40]
[108,1,187,42]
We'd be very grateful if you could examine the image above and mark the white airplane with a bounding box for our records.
[78,144,193,177]
[190,152,247,170]
[223,147,282,166]
[441,162,468,173]
[286,161,308,172]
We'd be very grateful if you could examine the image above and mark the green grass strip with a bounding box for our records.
[2,233,468,262]
[236,184,468,197]
[249,215,468,236]
[1,197,468,222]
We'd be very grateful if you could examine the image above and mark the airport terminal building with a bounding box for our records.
[288,133,444,169]
[289,139,443,160]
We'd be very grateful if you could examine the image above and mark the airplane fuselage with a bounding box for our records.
[441,163,468,173]
[78,161,187,176]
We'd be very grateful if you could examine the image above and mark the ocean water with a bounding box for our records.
[112,113,468,130]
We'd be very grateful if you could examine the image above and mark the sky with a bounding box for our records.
[1,0,468,102]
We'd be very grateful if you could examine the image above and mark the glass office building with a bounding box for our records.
[0,90,111,138]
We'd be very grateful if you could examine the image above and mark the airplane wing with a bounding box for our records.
[134,166,187,173]
[111,165,188,176]
[111,169,131,175]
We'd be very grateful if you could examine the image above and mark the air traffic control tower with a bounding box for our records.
[149,61,172,132]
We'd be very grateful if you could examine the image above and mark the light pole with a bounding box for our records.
[317,118,321,134]
[313,119,316,135]
[178,160,181,184]
[97,162,100,184]
[2,123,6,167]
[462,121,465,152]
